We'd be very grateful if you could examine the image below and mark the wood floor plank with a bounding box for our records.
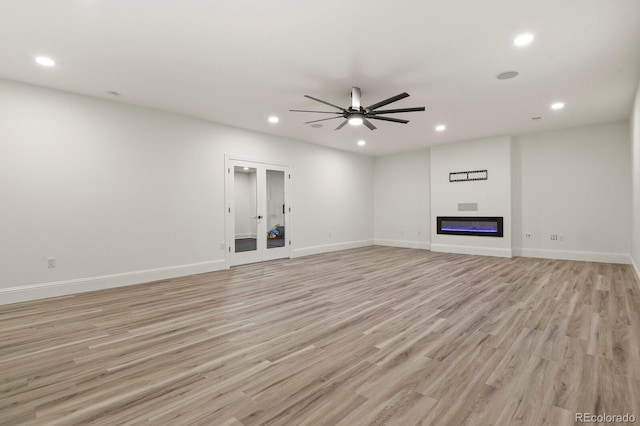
[1,246,639,425]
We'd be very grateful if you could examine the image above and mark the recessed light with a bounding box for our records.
[551,102,565,110]
[435,124,446,132]
[513,33,534,47]
[357,140,366,146]
[243,167,249,171]
[311,123,323,128]
[531,116,543,121]
[35,56,55,67]
[497,71,519,80]
[268,116,279,123]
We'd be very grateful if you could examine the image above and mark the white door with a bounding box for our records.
[226,158,291,266]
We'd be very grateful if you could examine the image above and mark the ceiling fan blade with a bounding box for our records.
[369,107,425,115]
[304,95,346,111]
[335,120,348,130]
[367,92,410,111]
[363,119,377,130]
[290,109,342,114]
[368,116,409,124]
[304,116,342,124]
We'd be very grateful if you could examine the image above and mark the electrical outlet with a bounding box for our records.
[47,257,56,268]
[219,242,225,250]
[550,234,559,241]
[558,234,564,241]
[525,233,532,239]
[328,231,332,238]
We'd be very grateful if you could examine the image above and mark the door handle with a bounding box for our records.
[254,215,263,219]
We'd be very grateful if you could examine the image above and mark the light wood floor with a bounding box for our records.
[1,247,640,425]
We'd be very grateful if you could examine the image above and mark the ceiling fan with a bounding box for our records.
[290,87,425,130]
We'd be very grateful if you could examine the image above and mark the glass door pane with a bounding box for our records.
[265,170,285,250]
[233,166,258,253]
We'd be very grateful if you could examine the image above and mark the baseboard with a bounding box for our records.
[631,256,640,283]
[374,239,431,250]
[513,248,630,264]
[0,260,227,306]
[430,243,512,258]
[292,240,374,258]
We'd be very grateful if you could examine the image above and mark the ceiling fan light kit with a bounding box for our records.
[348,115,364,126]
[290,86,426,130]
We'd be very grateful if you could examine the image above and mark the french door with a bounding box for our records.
[225,157,291,266]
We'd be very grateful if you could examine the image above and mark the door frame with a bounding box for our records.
[224,154,292,267]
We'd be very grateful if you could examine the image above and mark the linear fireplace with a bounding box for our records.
[437,216,504,237]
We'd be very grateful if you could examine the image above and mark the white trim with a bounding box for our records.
[236,233,257,239]
[431,243,512,258]
[374,239,431,250]
[630,256,640,283]
[513,248,630,264]
[0,260,227,306]
[292,240,374,258]
[224,153,291,168]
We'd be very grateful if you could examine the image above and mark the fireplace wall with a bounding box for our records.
[430,136,512,257]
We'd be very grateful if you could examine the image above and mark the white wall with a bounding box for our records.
[375,124,633,264]
[2,78,636,305]
[430,136,513,257]
[373,150,430,249]
[512,122,631,263]
[631,82,640,277]
[0,79,374,304]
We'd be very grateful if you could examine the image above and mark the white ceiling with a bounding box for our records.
[1,0,639,156]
